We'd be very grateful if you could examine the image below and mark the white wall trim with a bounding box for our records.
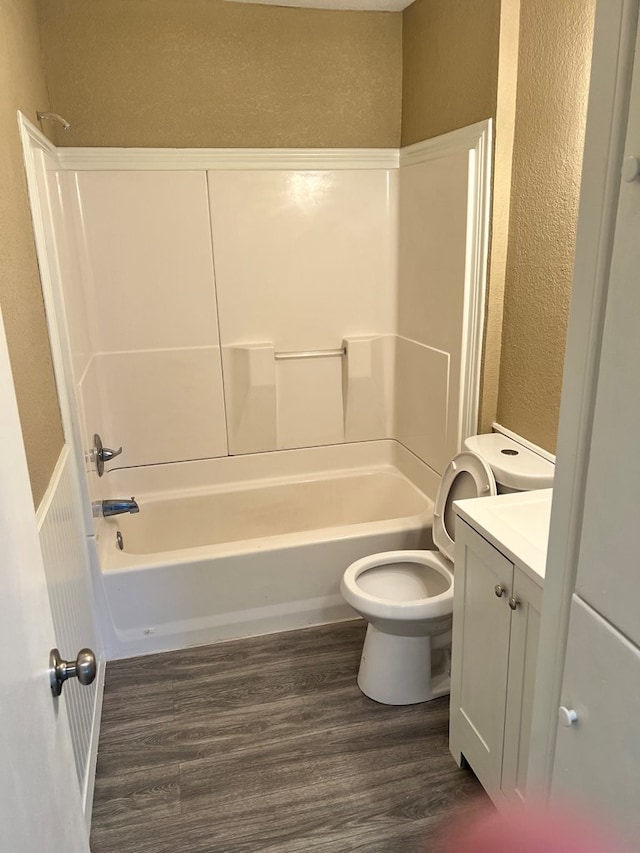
[527,0,639,792]
[461,121,492,444]
[54,125,490,173]
[57,146,400,171]
[18,113,96,535]
[492,422,556,464]
[82,657,105,828]
[399,120,492,168]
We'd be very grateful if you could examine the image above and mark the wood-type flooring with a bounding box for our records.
[90,620,486,852]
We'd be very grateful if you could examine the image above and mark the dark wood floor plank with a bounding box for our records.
[91,620,487,853]
[91,764,181,831]
[106,621,365,688]
[99,680,174,728]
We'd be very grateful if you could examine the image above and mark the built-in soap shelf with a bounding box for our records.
[222,336,394,455]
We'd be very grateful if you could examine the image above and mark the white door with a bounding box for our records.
[0,308,90,853]
[550,11,640,843]
[571,15,640,645]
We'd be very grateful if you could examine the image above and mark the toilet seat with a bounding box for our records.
[432,451,497,562]
[341,550,453,622]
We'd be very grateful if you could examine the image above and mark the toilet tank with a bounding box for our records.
[463,433,554,493]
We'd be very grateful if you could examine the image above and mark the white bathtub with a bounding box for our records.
[96,440,438,658]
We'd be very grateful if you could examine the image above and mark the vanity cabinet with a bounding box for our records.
[449,518,543,808]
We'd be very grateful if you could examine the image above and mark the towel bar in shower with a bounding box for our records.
[274,346,346,361]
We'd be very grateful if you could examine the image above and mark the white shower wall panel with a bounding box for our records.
[397,151,469,350]
[396,148,472,472]
[54,131,487,475]
[46,170,93,385]
[207,170,398,349]
[394,336,452,476]
[70,170,228,468]
[73,171,222,352]
[94,348,228,466]
[208,168,397,452]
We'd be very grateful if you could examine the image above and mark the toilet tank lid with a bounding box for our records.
[463,433,554,490]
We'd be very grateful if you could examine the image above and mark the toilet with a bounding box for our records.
[340,433,554,705]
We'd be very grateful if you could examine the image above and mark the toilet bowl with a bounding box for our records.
[341,551,454,705]
[341,433,554,705]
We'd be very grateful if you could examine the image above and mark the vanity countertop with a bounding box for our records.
[454,488,553,586]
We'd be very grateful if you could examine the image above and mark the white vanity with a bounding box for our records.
[449,489,552,808]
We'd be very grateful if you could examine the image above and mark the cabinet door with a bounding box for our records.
[501,568,542,804]
[551,596,640,845]
[450,521,513,796]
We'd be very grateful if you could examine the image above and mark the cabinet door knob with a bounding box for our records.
[558,706,578,727]
[508,597,520,610]
[494,584,506,598]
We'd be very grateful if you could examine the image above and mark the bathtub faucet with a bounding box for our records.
[93,498,140,518]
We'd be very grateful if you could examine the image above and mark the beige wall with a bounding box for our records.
[0,0,64,506]
[38,0,402,149]
[497,0,595,452]
[401,0,501,147]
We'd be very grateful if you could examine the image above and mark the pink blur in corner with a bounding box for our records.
[431,803,631,853]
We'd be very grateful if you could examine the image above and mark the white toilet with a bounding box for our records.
[340,433,554,705]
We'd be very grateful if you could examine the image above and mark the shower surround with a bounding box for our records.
[28,119,490,657]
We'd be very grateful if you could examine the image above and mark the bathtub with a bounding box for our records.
[96,439,438,658]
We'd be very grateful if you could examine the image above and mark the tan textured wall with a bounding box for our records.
[478,0,520,434]
[0,0,64,506]
[497,0,595,452]
[401,0,501,146]
[38,0,402,149]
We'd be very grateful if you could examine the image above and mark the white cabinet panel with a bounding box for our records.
[450,520,513,794]
[451,518,544,808]
[502,569,542,804]
[552,596,640,844]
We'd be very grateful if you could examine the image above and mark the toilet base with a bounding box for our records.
[357,623,451,705]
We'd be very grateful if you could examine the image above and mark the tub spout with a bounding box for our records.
[94,498,140,518]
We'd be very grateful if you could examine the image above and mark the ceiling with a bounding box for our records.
[225,0,414,12]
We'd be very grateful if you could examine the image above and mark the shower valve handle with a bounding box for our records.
[101,445,123,463]
[93,433,123,477]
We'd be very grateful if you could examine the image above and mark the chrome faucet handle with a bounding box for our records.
[93,433,123,477]
[101,445,123,463]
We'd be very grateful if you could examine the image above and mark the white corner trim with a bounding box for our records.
[400,120,492,168]
[459,120,493,445]
[17,111,58,156]
[56,146,400,171]
[492,422,557,464]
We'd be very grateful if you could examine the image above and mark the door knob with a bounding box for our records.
[558,705,578,727]
[494,584,506,598]
[508,597,520,610]
[49,648,97,697]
